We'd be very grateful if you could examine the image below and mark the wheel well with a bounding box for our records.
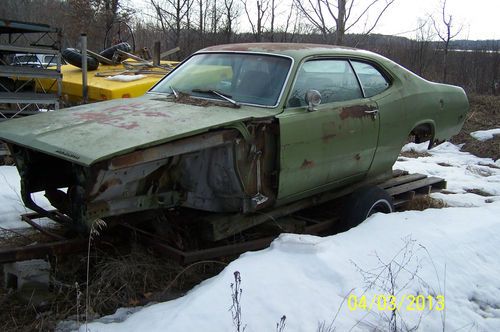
[409,123,434,145]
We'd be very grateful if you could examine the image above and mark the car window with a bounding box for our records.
[151,53,292,107]
[287,59,363,107]
[351,61,390,97]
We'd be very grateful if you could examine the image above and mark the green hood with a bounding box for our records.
[0,94,278,166]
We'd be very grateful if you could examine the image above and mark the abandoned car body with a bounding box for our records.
[0,43,468,235]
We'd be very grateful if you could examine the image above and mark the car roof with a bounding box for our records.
[198,43,377,59]
[197,43,416,83]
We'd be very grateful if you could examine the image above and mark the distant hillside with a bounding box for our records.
[449,39,500,51]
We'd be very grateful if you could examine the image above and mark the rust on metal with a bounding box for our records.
[339,105,373,120]
[109,129,239,169]
[300,159,315,170]
[0,238,89,264]
[72,102,172,130]
[201,43,355,53]
[21,212,66,240]
[165,92,239,108]
[322,121,337,143]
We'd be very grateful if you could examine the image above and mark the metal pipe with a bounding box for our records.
[81,33,88,104]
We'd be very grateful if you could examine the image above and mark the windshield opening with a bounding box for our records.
[150,53,292,107]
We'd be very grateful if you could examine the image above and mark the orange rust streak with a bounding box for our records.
[322,121,337,143]
[339,105,372,120]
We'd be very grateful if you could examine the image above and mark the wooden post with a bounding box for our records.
[153,41,160,66]
[81,33,88,104]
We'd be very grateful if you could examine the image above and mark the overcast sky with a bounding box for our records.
[138,0,499,40]
[371,0,499,40]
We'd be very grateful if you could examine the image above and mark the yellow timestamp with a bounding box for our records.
[347,294,445,312]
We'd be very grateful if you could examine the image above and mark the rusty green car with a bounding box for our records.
[0,43,468,235]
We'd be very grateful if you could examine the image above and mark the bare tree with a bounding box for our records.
[281,2,300,42]
[411,19,434,76]
[269,0,276,41]
[431,0,463,82]
[293,0,396,45]
[150,0,194,55]
[242,0,270,42]
[222,0,239,43]
[292,0,330,41]
[492,41,500,95]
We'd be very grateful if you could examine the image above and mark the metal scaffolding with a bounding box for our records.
[0,19,62,121]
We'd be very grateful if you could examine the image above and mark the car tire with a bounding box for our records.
[62,48,99,71]
[99,42,132,63]
[340,186,394,231]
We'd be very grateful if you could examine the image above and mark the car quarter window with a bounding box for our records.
[287,59,363,107]
[350,61,390,97]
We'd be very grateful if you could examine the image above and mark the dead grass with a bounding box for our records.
[0,241,225,332]
[404,195,447,211]
[464,188,494,197]
[450,94,500,161]
[399,150,432,158]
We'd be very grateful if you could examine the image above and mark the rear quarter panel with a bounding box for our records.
[367,60,468,177]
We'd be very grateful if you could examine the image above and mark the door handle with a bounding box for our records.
[364,109,379,119]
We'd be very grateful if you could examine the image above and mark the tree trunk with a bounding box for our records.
[336,0,346,45]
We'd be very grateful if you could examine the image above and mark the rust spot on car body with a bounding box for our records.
[159,92,239,108]
[72,102,170,130]
[354,153,361,161]
[98,178,122,194]
[201,43,355,53]
[322,121,337,143]
[300,159,315,169]
[339,105,373,120]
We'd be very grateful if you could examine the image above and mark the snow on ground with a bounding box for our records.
[0,165,54,229]
[397,142,500,206]
[470,128,500,142]
[70,142,500,332]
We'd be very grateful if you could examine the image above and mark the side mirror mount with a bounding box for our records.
[305,90,321,112]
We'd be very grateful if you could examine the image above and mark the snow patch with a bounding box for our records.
[270,233,325,253]
[395,142,500,205]
[81,202,500,332]
[0,166,54,229]
[105,74,146,82]
[470,128,500,141]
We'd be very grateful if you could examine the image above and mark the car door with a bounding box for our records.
[276,58,381,201]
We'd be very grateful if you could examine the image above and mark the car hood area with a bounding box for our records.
[0,94,278,166]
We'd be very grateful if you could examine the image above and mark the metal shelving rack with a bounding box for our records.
[0,19,62,121]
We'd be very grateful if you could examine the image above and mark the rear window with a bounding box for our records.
[351,61,390,97]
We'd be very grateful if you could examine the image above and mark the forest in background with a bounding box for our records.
[1,0,498,95]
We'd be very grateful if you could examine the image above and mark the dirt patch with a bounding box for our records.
[465,188,494,197]
[450,95,500,161]
[400,150,431,158]
[404,195,447,211]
